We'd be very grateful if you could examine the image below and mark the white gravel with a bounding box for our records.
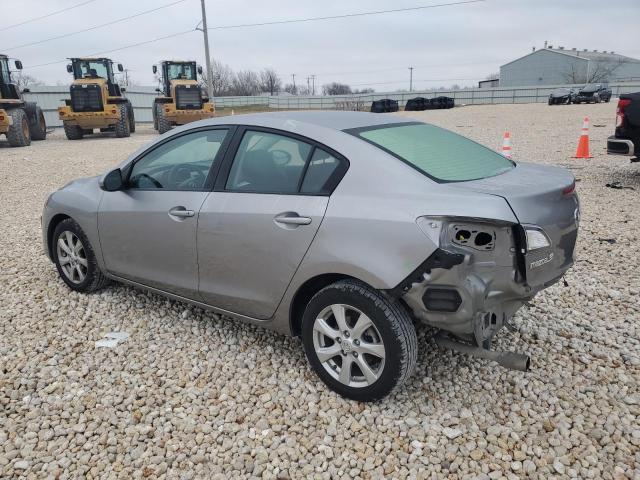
[1,102,639,479]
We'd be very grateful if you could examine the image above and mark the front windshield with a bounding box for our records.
[166,63,196,81]
[0,58,10,84]
[74,60,109,80]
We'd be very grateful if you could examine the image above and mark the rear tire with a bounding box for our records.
[114,103,131,138]
[156,103,172,134]
[301,279,418,401]
[63,122,84,140]
[28,106,47,141]
[52,218,110,293]
[127,101,136,133]
[6,108,31,147]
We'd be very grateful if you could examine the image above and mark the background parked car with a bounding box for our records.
[548,87,578,105]
[607,92,639,160]
[573,83,612,104]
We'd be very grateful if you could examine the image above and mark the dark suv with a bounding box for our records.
[607,92,639,160]
[573,83,612,104]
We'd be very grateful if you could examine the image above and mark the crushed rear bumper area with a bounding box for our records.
[607,136,635,156]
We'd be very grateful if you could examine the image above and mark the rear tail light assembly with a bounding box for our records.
[616,98,631,128]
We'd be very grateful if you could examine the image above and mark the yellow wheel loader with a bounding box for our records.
[152,60,214,134]
[58,58,135,140]
[0,54,47,147]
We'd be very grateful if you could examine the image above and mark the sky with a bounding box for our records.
[2,0,639,91]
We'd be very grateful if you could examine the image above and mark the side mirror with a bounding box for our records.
[66,64,73,73]
[100,168,124,192]
[152,65,157,74]
[117,63,124,72]
[14,60,23,70]
[197,65,203,75]
[120,87,126,92]
[22,88,30,93]
[155,88,162,93]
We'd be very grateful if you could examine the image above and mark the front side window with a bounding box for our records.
[351,122,514,182]
[129,129,228,190]
[0,58,9,84]
[167,63,196,81]
[226,130,312,193]
[75,61,109,80]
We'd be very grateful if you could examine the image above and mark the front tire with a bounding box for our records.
[156,103,172,134]
[301,279,418,401]
[52,218,110,293]
[114,103,131,138]
[127,102,136,133]
[6,109,31,147]
[63,122,84,140]
[29,106,47,141]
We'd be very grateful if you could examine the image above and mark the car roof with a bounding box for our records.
[199,110,412,132]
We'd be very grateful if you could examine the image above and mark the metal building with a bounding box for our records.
[500,45,640,87]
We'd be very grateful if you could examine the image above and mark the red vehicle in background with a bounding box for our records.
[608,92,640,161]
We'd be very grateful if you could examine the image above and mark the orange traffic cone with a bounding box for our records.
[500,131,512,159]
[573,117,592,159]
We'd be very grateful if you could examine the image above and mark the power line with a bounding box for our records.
[23,29,196,69]
[349,77,479,87]
[207,0,486,30]
[5,0,189,51]
[312,59,502,78]
[0,0,99,32]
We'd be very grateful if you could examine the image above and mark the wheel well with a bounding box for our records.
[47,214,71,259]
[289,273,356,336]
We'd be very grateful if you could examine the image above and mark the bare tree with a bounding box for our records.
[199,59,235,96]
[259,68,282,96]
[231,70,260,96]
[13,73,43,91]
[485,72,500,80]
[563,58,629,84]
[353,88,375,94]
[283,83,297,95]
[322,82,352,95]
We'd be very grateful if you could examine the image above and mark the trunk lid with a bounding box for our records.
[450,162,579,287]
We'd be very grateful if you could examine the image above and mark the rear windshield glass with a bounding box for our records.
[352,123,514,182]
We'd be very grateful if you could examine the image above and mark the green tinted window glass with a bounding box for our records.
[357,123,514,182]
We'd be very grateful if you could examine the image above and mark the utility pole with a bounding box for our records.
[306,76,310,94]
[291,73,296,94]
[311,75,315,95]
[408,67,413,92]
[199,0,214,100]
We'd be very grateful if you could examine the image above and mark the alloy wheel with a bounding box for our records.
[56,231,88,284]
[312,304,386,388]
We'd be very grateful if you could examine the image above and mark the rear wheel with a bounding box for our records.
[6,108,31,147]
[156,103,172,134]
[28,106,47,141]
[63,122,84,140]
[114,103,130,138]
[52,218,110,293]
[127,102,136,133]
[301,279,418,401]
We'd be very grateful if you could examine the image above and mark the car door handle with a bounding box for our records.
[274,213,312,226]
[168,207,195,218]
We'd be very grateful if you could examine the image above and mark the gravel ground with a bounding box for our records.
[1,103,639,480]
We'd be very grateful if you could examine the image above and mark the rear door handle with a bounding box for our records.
[169,206,195,218]
[274,213,312,226]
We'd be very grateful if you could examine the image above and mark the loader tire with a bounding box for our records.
[63,122,84,140]
[29,106,47,140]
[156,103,172,134]
[114,103,130,138]
[6,108,31,147]
[127,101,136,133]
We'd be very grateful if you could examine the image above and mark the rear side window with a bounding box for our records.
[226,130,312,193]
[301,149,343,194]
[352,123,514,182]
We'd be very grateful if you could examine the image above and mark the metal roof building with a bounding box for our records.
[500,45,640,87]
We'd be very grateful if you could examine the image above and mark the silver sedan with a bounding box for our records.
[42,111,579,401]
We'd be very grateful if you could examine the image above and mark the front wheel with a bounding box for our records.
[6,108,31,147]
[114,103,131,138]
[52,218,110,292]
[29,106,47,140]
[301,280,418,401]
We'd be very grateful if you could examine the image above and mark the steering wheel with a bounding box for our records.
[271,149,292,166]
[167,163,206,190]
[133,173,163,188]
